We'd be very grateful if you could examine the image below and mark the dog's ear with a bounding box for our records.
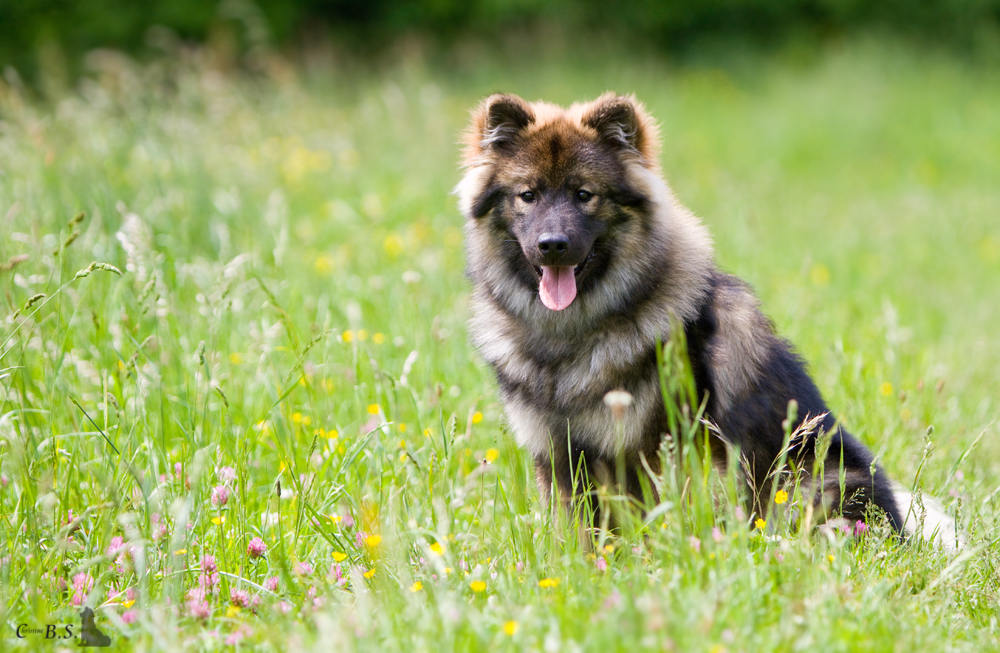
[582,93,659,168]
[465,94,535,161]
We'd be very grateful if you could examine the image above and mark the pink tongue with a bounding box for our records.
[539,266,577,311]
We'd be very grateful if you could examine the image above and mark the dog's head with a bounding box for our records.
[457,93,664,314]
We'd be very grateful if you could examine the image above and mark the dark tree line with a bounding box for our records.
[2,0,997,77]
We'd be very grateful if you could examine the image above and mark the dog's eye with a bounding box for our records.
[518,191,536,203]
[576,190,593,202]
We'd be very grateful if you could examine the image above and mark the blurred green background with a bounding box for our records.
[4,0,1000,81]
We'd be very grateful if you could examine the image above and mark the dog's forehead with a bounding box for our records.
[503,120,619,186]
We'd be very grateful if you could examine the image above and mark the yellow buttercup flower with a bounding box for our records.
[315,255,334,274]
[809,263,831,286]
[332,551,347,562]
[469,580,486,593]
[775,490,789,505]
[410,581,423,592]
[503,621,518,636]
[363,568,376,579]
[472,411,483,424]
[429,542,443,555]
[383,234,403,258]
[754,518,766,531]
[365,534,382,547]
[485,448,499,463]
[538,578,560,588]
[367,404,380,415]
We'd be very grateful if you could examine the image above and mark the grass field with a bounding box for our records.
[1,35,999,651]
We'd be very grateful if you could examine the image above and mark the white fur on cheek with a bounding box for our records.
[453,164,494,218]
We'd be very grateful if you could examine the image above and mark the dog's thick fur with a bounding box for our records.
[456,93,958,547]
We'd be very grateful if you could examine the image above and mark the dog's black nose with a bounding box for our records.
[537,233,569,257]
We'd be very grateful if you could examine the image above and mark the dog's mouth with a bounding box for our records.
[532,250,595,311]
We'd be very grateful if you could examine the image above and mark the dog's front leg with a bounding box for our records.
[535,453,595,553]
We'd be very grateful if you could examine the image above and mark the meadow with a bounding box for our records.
[1,35,999,651]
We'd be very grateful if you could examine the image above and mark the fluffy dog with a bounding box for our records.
[456,92,958,546]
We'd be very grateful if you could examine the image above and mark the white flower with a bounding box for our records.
[603,390,634,419]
